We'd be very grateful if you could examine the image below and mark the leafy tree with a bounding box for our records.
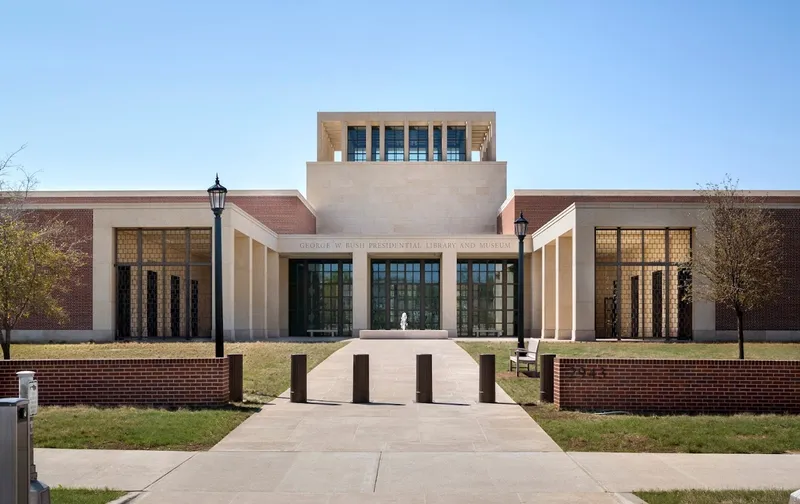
[687,175,784,359]
[0,146,87,359]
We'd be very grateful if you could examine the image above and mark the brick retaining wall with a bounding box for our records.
[554,358,800,414]
[0,358,230,406]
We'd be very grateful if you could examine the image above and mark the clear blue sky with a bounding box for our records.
[2,0,798,193]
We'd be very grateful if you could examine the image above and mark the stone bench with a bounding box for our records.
[474,329,504,337]
[307,329,338,337]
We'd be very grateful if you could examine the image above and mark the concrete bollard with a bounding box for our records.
[478,354,495,403]
[228,354,244,402]
[353,354,370,403]
[539,354,556,403]
[416,354,433,403]
[290,354,308,403]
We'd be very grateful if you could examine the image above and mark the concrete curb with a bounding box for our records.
[614,493,649,504]
[107,492,141,504]
[789,488,800,504]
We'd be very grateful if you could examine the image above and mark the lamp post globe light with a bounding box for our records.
[514,212,529,351]
[208,174,228,358]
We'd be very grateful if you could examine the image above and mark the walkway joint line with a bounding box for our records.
[566,451,612,493]
[142,452,198,491]
[373,450,383,492]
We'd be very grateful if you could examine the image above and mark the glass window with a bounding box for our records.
[289,259,353,337]
[384,126,404,161]
[433,126,442,161]
[370,126,380,161]
[456,259,517,337]
[347,126,366,161]
[408,126,428,161]
[447,126,466,161]
[114,228,211,340]
[371,259,439,329]
[594,228,693,340]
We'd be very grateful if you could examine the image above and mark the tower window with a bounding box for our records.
[346,126,366,161]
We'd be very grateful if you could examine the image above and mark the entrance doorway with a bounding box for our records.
[370,259,440,330]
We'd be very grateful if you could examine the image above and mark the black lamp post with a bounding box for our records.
[514,212,529,351]
[208,174,228,358]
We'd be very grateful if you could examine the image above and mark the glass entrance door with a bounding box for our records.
[370,259,440,329]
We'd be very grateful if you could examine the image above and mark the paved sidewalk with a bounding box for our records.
[35,340,800,503]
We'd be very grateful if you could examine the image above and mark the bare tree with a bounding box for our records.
[0,146,87,359]
[687,175,784,359]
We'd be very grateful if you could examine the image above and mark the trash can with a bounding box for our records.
[0,398,30,504]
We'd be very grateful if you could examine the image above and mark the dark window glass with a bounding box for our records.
[433,126,442,161]
[447,126,467,161]
[384,126,404,161]
[371,260,439,329]
[371,126,380,161]
[289,259,353,337]
[408,126,428,161]
[456,260,517,337]
[347,126,366,161]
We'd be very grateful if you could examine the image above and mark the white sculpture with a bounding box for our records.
[400,312,407,330]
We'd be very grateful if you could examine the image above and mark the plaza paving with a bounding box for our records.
[36,339,800,503]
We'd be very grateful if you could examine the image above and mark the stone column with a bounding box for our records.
[365,123,372,161]
[234,234,252,341]
[532,249,543,335]
[403,120,409,161]
[692,226,716,340]
[442,121,448,161]
[465,121,472,161]
[251,241,266,340]
[572,223,595,341]
[427,121,434,161]
[488,121,496,161]
[555,235,573,340]
[379,121,385,162]
[340,121,348,162]
[440,250,458,337]
[222,217,236,341]
[266,249,280,337]
[542,241,556,338]
[352,250,369,336]
[279,257,289,337]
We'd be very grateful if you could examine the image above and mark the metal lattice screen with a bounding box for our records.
[114,228,212,339]
[595,228,692,340]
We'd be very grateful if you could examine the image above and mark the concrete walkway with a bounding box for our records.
[35,339,800,503]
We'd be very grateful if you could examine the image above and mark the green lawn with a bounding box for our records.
[50,487,126,504]
[34,405,258,450]
[458,341,800,454]
[13,341,348,450]
[635,489,794,504]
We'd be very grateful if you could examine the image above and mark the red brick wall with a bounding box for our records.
[27,195,316,234]
[227,195,316,234]
[500,194,800,234]
[16,209,93,331]
[0,358,230,406]
[716,209,800,331]
[555,357,800,414]
[497,202,516,235]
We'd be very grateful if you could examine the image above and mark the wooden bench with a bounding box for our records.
[307,329,338,337]
[473,329,504,337]
[509,338,540,377]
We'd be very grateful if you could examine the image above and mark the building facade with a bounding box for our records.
[15,112,800,343]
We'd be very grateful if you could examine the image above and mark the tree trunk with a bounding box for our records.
[1,329,10,360]
[735,307,744,360]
